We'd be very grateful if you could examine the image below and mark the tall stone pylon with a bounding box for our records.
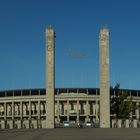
[46,26,55,128]
[99,28,110,128]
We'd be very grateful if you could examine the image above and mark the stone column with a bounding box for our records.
[29,101,31,128]
[29,101,31,118]
[57,100,60,123]
[67,100,69,121]
[12,102,14,119]
[59,102,62,115]
[95,100,99,123]
[32,103,35,115]
[136,102,139,119]
[38,101,40,118]
[4,102,6,120]
[38,101,41,128]
[12,102,14,128]
[20,101,22,128]
[40,103,44,115]
[93,102,96,122]
[4,102,6,129]
[76,100,79,122]
[125,119,129,128]
[86,100,90,122]
[46,26,55,128]
[23,103,26,116]
[133,119,138,128]
[99,28,110,128]
[117,119,122,128]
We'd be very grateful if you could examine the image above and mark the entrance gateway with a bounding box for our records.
[45,26,110,128]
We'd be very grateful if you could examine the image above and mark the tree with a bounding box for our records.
[110,83,136,119]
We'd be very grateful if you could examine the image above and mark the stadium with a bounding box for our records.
[0,88,140,129]
[0,26,140,129]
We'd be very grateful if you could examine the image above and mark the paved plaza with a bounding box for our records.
[0,128,140,140]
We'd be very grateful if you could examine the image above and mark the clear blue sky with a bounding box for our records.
[0,0,140,90]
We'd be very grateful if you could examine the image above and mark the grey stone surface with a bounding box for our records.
[99,28,110,128]
[46,26,55,128]
[0,128,140,140]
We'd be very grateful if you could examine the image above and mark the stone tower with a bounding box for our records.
[46,26,55,128]
[99,28,110,128]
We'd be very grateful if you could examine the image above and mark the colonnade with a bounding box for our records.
[0,97,100,129]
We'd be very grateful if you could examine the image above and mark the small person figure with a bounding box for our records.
[79,122,83,128]
[77,121,80,128]
[77,121,83,128]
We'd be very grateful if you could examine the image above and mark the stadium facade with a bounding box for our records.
[0,88,140,129]
[0,26,140,129]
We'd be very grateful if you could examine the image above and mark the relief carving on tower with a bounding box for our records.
[100,30,109,46]
[46,31,54,51]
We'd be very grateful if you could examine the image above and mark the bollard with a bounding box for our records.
[133,119,138,128]
[117,119,122,128]
[125,119,129,128]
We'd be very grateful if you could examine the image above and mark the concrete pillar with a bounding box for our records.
[133,119,138,128]
[4,102,6,129]
[15,104,18,116]
[20,102,22,116]
[20,101,22,128]
[99,28,110,128]
[29,101,31,128]
[57,100,60,123]
[46,26,55,128]
[40,103,44,115]
[32,103,36,115]
[125,119,129,128]
[38,101,41,128]
[38,101,40,117]
[136,102,139,119]
[76,100,79,122]
[23,104,25,116]
[4,102,6,120]
[86,100,90,122]
[12,102,14,128]
[67,100,69,121]
[29,101,31,118]
[117,119,122,128]
[62,102,64,114]
[95,100,99,123]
